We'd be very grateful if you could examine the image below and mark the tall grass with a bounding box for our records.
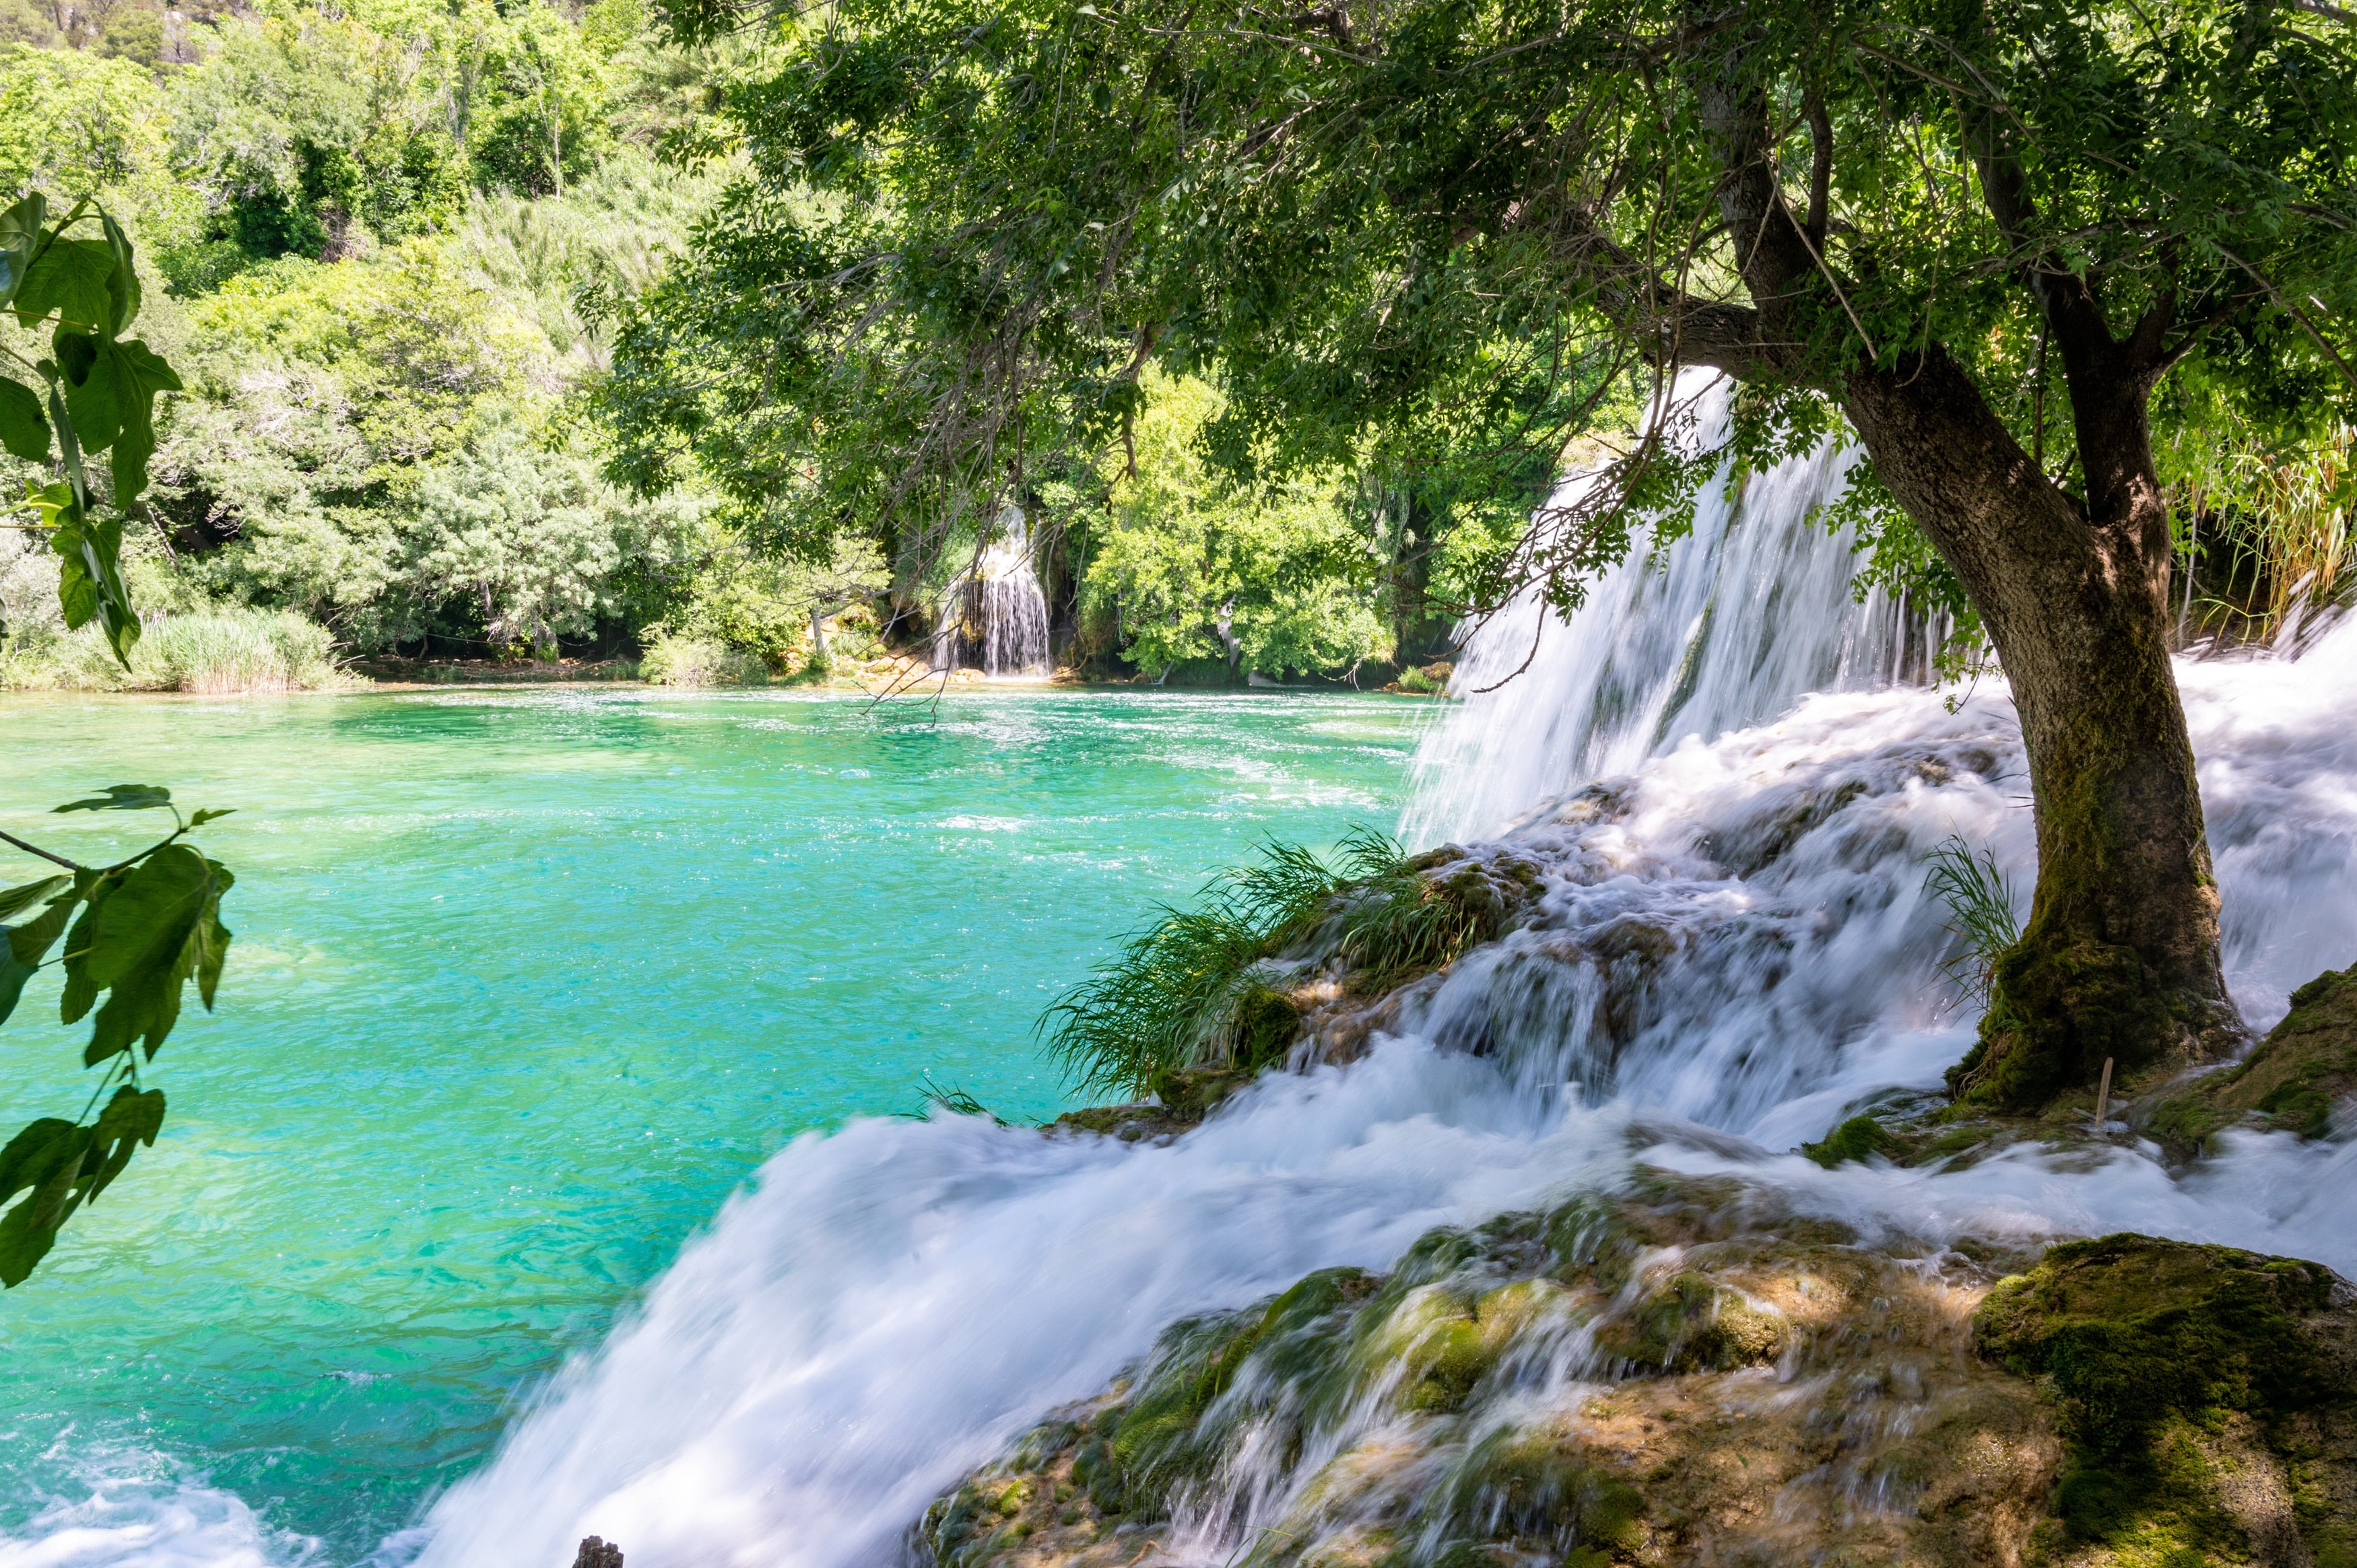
[1042,827,1504,1099]
[2167,421,2353,638]
[1,608,359,693]
[1923,836,2020,1009]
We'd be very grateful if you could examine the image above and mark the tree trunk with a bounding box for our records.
[1843,348,2240,1110]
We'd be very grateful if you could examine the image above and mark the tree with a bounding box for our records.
[632,0,2357,1109]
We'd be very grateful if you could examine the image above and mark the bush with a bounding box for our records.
[638,632,768,687]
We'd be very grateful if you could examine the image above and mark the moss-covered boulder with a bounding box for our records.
[2149,961,2357,1155]
[1975,1233,2357,1565]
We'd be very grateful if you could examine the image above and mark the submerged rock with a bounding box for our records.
[918,1178,2357,1568]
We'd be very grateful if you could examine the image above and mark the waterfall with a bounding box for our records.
[372,376,2357,1568]
[1402,370,1936,848]
[933,506,1052,677]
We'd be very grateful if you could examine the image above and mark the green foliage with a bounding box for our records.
[1076,369,1389,679]
[658,529,887,671]
[1799,1114,1899,1168]
[1040,836,1373,1099]
[1042,828,1524,1099]
[0,783,234,1287]
[626,0,2357,642]
[1924,836,2021,1011]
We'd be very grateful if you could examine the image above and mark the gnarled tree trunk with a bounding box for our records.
[1844,351,2240,1107]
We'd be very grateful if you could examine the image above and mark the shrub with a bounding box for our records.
[1923,836,2021,1009]
[2,607,358,693]
[1040,827,1511,1099]
[638,631,768,687]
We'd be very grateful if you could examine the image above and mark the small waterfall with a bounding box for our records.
[933,506,1052,677]
[1401,372,1937,848]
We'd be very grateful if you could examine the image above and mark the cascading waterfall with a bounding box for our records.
[391,438,2357,1567]
[1402,370,1938,850]
[933,506,1053,678]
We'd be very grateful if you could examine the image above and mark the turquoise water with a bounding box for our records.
[0,686,1421,1559]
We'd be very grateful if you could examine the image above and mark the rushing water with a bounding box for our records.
[411,403,2354,1568]
[0,687,1422,1566]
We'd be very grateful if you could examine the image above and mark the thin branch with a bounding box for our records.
[0,829,79,870]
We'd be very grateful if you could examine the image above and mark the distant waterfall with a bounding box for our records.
[933,506,1052,677]
[1401,371,1940,847]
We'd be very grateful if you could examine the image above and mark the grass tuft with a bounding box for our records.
[1042,827,1515,1100]
[1923,836,2020,1009]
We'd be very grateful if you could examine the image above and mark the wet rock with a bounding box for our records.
[570,1538,622,1568]
[2148,959,2357,1154]
[919,1172,2080,1568]
[1974,1233,2357,1563]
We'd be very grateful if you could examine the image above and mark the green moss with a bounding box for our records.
[1975,1233,2355,1557]
[1800,1114,1899,1167]
[1952,933,2175,1111]
[2146,959,2357,1155]
[1597,1270,1785,1373]
[1428,1428,1648,1555]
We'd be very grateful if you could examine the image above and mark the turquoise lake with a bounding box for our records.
[0,685,1424,1559]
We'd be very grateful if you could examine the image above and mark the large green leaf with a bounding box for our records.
[0,1130,86,1287]
[5,887,77,967]
[0,943,31,1028]
[0,378,48,463]
[97,214,138,337]
[48,512,136,666]
[0,1118,83,1204]
[0,193,48,309]
[0,875,68,922]
[15,238,113,331]
[80,1085,163,1205]
[56,331,180,501]
[75,846,219,1062]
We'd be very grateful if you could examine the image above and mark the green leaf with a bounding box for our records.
[0,378,48,463]
[15,238,114,331]
[192,860,232,1011]
[48,513,136,666]
[78,845,216,1062]
[0,1136,86,1287]
[98,213,138,337]
[0,193,48,309]
[187,808,233,827]
[0,943,31,1027]
[0,875,68,923]
[55,334,178,502]
[0,1118,84,1204]
[5,887,76,967]
[53,784,170,813]
[80,1085,163,1205]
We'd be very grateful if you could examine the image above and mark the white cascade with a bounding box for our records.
[1401,370,1936,848]
[933,506,1052,677]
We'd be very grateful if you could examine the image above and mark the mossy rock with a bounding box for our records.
[2149,960,2357,1155]
[1975,1233,2357,1560]
[1048,1068,1257,1143]
[1799,1114,1901,1167]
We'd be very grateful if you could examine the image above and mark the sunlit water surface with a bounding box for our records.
[0,685,1423,1561]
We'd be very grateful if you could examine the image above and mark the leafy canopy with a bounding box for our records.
[631,0,2357,614]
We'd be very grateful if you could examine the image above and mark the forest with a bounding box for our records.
[0,0,2336,700]
[0,0,1543,691]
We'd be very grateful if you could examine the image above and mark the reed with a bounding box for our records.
[3,608,358,693]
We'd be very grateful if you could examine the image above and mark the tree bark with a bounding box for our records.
[1843,348,2240,1108]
